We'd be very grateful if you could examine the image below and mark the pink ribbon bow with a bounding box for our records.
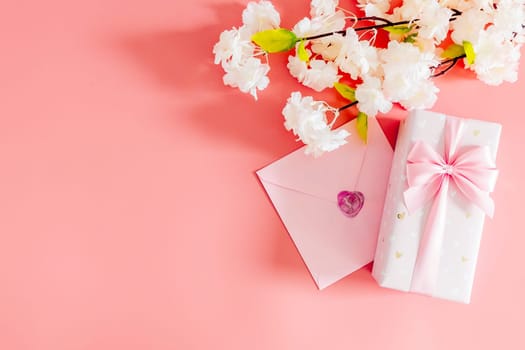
[403,117,498,295]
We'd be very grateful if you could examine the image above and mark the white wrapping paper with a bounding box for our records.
[372,110,502,303]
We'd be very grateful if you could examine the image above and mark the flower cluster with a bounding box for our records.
[366,0,525,85]
[214,0,525,156]
[213,1,281,99]
[283,92,350,156]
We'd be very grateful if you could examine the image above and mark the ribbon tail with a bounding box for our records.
[410,178,450,296]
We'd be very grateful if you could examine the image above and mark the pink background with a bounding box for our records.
[1,0,524,349]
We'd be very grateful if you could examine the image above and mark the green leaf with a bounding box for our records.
[356,112,368,144]
[251,28,298,53]
[463,41,476,65]
[441,44,465,59]
[403,33,417,43]
[297,40,310,63]
[333,82,356,102]
[383,25,412,35]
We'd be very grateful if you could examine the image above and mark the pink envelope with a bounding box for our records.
[257,117,393,289]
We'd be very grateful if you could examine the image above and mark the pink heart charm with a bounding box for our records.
[337,191,365,218]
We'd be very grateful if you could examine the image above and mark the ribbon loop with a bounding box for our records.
[404,121,497,216]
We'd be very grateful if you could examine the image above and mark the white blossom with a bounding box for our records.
[242,0,281,35]
[311,34,345,60]
[380,41,438,104]
[292,10,346,38]
[311,0,339,17]
[355,76,393,117]
[287,54,341,92]
[357,0,391,17]
[492,0,525,41]
[392,0,424,21]
[282,92,350,156]
[418,1,453,43]
[222,57,270,99]
[335,28,380,79]
[450,8,491,45]
[439,0,493,12]
[392,0,452,43]
[414,37,439,53]
[213,27,254,67]
[467,28,521,85]
[399,79,439,110]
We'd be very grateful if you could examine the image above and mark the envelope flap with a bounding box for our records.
[257,117,392,201]
[257,116,394,289]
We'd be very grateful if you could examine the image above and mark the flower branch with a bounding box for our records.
[338,101,358,112]
[431,54,467,78]
[301,9,465,42]
[301,19,415,41]
[214,0,525,156]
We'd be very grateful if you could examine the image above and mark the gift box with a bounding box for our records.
[372,110,501,303]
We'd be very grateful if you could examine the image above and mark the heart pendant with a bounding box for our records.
[337,191,365,218]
